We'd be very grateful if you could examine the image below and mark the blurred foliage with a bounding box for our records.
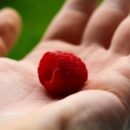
[0,0,102,60]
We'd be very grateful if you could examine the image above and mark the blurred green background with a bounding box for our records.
[0,0,64,60]
[0,0,101,60]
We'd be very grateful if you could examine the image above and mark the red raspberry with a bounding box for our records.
[38,51,88,98]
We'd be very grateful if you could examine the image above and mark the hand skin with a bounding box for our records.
[1,0,130,130]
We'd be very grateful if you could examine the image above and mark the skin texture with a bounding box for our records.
[1,0,130,129]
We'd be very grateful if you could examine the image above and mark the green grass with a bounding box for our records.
[0,0,64,59]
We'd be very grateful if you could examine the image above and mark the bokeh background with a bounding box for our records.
[0,0,64,59]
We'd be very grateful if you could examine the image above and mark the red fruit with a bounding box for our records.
[38,51,88,98]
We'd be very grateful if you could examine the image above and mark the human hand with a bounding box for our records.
[1,0,130,129]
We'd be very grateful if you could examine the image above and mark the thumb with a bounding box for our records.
[0,90,127,130]
[27,90,128,130]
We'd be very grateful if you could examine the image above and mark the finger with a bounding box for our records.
[43,0,96,44]
[0,8,21,56]
[82,0,130,48]
[110,16,130,55]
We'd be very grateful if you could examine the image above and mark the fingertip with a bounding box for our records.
[0,7,22,52]
[1,7,22,31]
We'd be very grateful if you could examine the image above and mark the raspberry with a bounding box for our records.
[38,51,88,98]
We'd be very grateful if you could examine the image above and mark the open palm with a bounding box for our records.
[1,0,130,130]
